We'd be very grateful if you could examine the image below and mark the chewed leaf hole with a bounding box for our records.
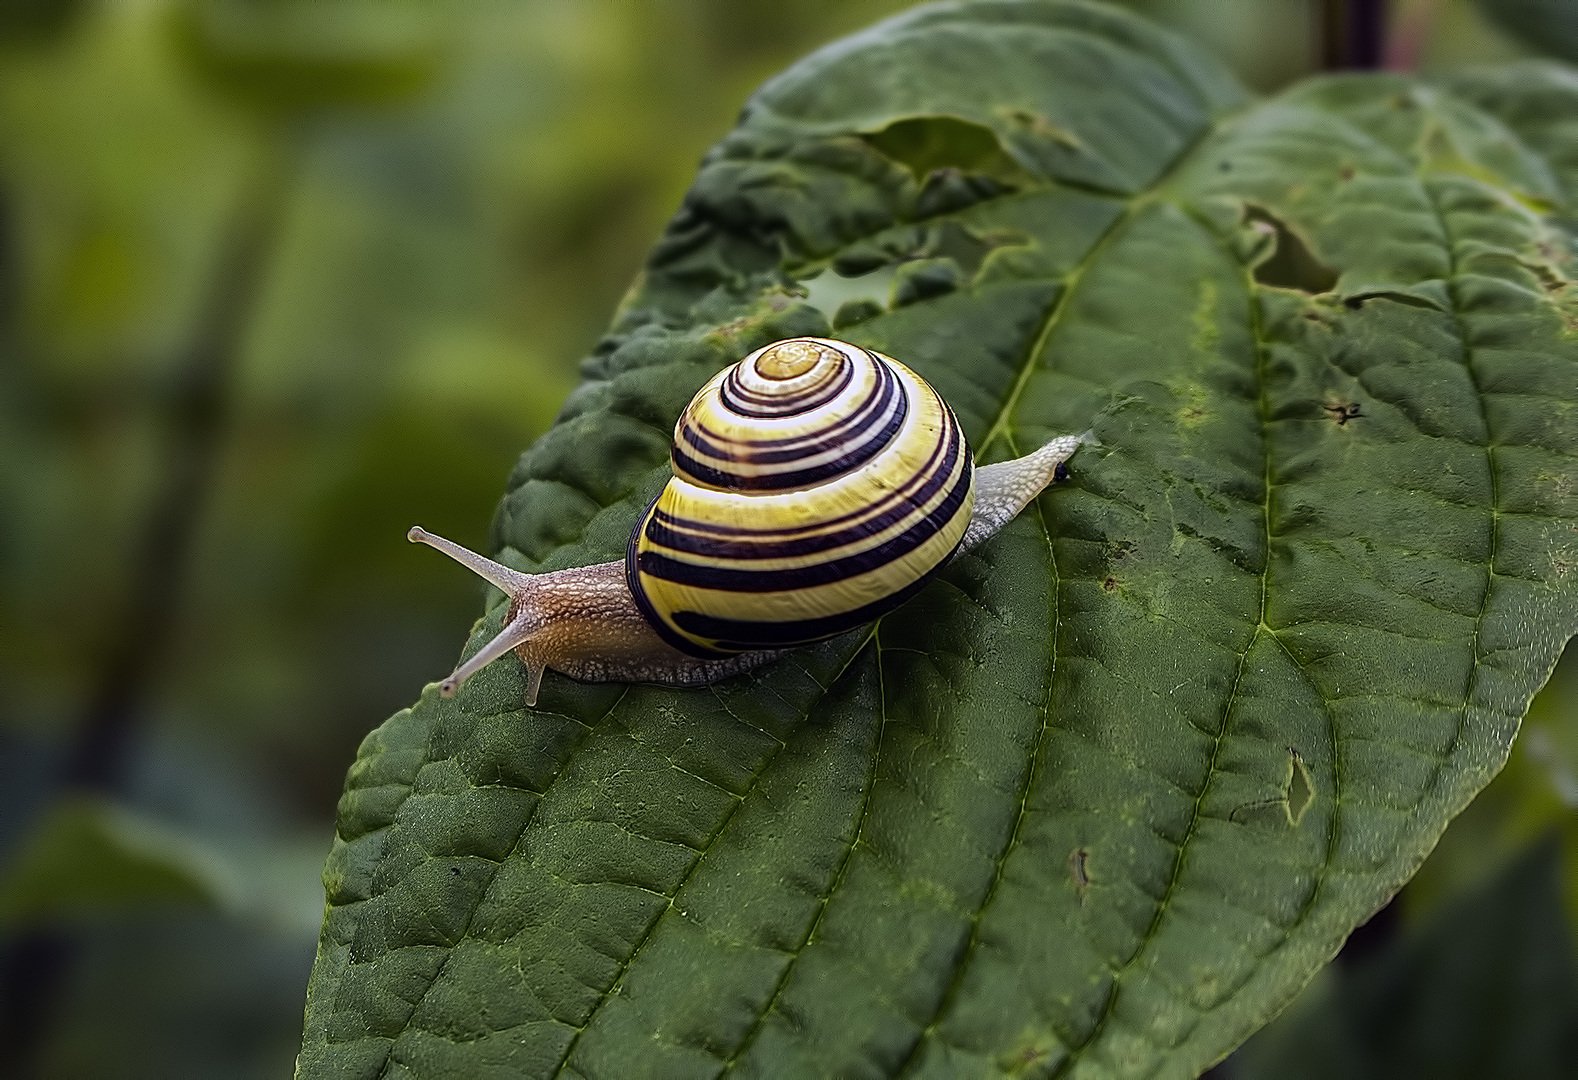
[798,221,1025,324]
[861,114,1029,182]
[1244,205,1339,293]
[1231,747,1317,827]
[1286,748,1314,825]
[1341,288,1444,311]
[799,264,901,324]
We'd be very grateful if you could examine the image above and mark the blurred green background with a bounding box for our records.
[0,2,1571,1077]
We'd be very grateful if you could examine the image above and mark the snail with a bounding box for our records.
[410,337,1088,706]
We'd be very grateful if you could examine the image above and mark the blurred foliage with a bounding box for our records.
[1471,0,1578,65]
[1231,835,1578,1080]
[0,798,225,927]
[1401,641,1578,924]
[0,1,1571,1077]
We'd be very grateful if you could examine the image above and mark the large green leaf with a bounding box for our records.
[298,2,1578,1076]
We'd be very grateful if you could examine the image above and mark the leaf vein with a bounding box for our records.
[363,688,631,1077]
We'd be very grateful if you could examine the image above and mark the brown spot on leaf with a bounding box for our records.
[1324,401,1363,426]
[1013,1046,1049,1069]
[1068,846,1091,900]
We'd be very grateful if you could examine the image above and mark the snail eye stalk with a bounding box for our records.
[407,526,539,700]
[407,526,532,595]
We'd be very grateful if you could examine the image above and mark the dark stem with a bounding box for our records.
[0,140,295,1079]
[1336,889,1403,968]
[1321,0,1389,70]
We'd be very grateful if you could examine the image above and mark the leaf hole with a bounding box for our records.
[798,221,1025,323]
[1285,746,1315,825]
[1230,746,1315,827]
[1243,205,1339,294]
[799,264,902,324]
[861,114,1030,183]
[1341,288,1443,311]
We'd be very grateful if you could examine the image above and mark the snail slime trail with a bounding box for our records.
[410,337,1091,706]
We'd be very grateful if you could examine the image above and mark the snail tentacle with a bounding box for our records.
[407,525,532,594]
[958,431,1092,555]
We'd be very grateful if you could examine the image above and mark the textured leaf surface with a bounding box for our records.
[298,3,1578,1076]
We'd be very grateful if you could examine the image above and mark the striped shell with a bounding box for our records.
[626,337,975,657]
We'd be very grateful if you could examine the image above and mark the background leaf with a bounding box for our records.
[285,1,1578,1075]
[0,798,227,927]
[1229,836,1578,1080]
[1471,0,1578,66]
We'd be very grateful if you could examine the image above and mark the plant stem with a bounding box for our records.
[0,139,295,1080]
[1321,0,1390,69]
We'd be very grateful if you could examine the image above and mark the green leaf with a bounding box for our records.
[1472,0,1578,66]
[0,798,227,926]
[299,2,1578,1076]
[168,0,445,115]
[1231,836,1578,1079]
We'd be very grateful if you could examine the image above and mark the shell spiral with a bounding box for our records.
[626,337,975,657]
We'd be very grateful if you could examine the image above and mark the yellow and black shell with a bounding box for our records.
[625,337,976,658]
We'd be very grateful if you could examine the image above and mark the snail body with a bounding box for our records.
[411,337,1087,706]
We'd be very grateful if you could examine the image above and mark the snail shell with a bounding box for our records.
[628,337,974,657]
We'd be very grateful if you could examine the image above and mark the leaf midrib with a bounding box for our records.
[717,629,889,1074]
[718,100,1251,1075]
[544,105,1239,1075]
[1419,177,1502,800]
